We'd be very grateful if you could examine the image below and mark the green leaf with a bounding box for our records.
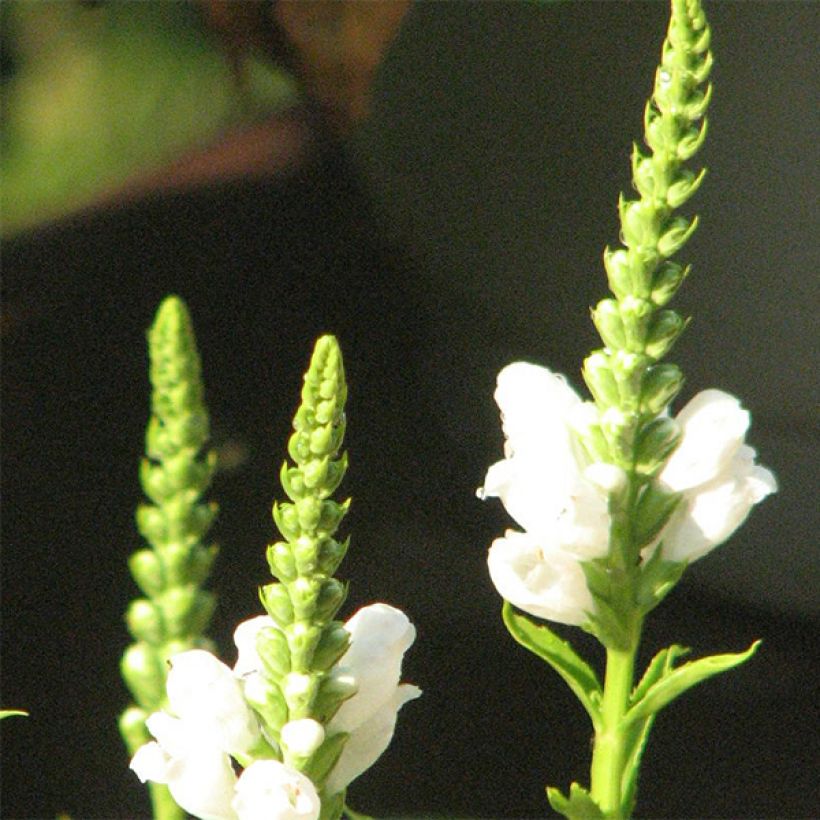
[0,709,28,719]
[547,783,604,819]
[502,602,602,729]
[618,644,690,815]
[624,640,761,726]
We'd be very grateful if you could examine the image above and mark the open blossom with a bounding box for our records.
[231,760,320,820]
[480,362,776,625]
[656,389,777,562]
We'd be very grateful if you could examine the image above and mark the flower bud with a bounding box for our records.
[128,550,164,598]
[312,622,351,671]
[267,541,297,582]
[657,215,699,257]
[135,504,166,544]
[257,625,292,679]
[317,536,348,576]
[126,599,163,644]
[296,497,322,531]
[261,582,294,626]
[281,463,307,502]
[281,718,326,759]
[118,705,150,754]
[284,672,319,716]
[312,673,358,724]
[290,576,322,620]
[158,586,215,639]
[667,167,706,209]
[640,363,684,414]
[120,642,165,709]
[634,416,681,476]
[591,299,626,349]
[645,310,687,360]
[619,295,653,350]
[583,352,620,408]
[302,456,330,490]
[318,498,350,533]
[293,535,319,575]
[651,261,689,306]
[315,578,347,622]
[603,247,633,299]
[273,501,300,542]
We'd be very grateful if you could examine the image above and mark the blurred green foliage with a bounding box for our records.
[1,1,295,236]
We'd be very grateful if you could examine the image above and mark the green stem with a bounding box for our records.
[590,639,639,817]
[149,782,183,820]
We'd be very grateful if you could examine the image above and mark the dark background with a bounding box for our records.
[2,2,818,818]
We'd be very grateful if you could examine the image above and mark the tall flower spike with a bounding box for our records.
[120,295,218,820]
[256,335,354,819]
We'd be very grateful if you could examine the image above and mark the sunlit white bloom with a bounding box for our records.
[487,530,594,625]
[479,362,613,560]
[657,389,777,562]
[130,711,238,820]
[325,603,421,793]
[232,760,320,820]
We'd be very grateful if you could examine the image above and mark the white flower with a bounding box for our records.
[130,650,262,820]
[478,362,615,624]
[487,530,594,626]
[232,760,320,820]
[479,362,613,560]
[325,603,421,794]
[657,389,777,562]
[130,713,239,820]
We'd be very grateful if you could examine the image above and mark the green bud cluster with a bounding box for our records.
[577,0,713,644]
[253,336,353,812]
[119,296,218,763]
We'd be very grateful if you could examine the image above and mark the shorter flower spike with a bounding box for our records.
[120,295,218,820]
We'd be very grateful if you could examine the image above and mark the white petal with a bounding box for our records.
[325,684,421,795]
[232,760,320,820]
[130,741,172,785]
[661,447,778,562]
[660,390,750,491]
[487,531,593,626]
[329,604,416,734]
[167,650,260,756]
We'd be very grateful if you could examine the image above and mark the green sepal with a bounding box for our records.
[502,602,602,729]
[636,546,687,615]
[666,167,707,209]
[644,311,688,361]
[650,261,689,306]
[312,674,358,724]
[246,679,289,736]
[318,789,346,820]
[546,783,604,820]
[314,578,348,623]
[317,536,349,577]
[304,731,349,788]
[657,214,699,258]
[257,625,292,679]
[633,482,681,549]
[624,640,761,727]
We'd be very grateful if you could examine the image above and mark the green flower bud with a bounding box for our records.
[126,599,163,645]
[667,167,706,209]
[289,576,322,619]
[312,622,350,671]
[159,586,215,639]
[318,498,350,534]
[603,247,633,299]
[651,261,689,306]
[267,541,298,583]
[296,496,322,531]
[633,482,681,549]
[287,622,322,670]
[312,673,358,724]
[246,679,289,735]
[281,463,307,502]
[640,363,684,414]
[620,198,662,252]
[284,672,319,717]
[257,625,292,679]
[645,310,687,360]
[273,500,301,541]
[591,299,626,349]
[317,537,348,577]
[135,504,166,544]
[128,550,165,598]
[634,416,681,477]
[302,456,330,490]
[119,705,150,755]
[303,732,348,790]
[314,578,348,622]
[121,643,166,710]
[583,352,620,408]
[657,214,699,257]
[619,296,654,350]
[293,535,319,576]
[262,583,295,626]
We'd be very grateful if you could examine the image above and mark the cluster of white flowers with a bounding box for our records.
[130,603,420,820]
[479,362,777,626]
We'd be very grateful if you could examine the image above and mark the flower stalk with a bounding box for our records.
[120,295,218,820]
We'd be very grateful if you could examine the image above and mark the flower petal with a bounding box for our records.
[166,650,261,756]
[329,604,416,733]
[232,760,320,820]
[325,684,421,794]
[487,530,593,626]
